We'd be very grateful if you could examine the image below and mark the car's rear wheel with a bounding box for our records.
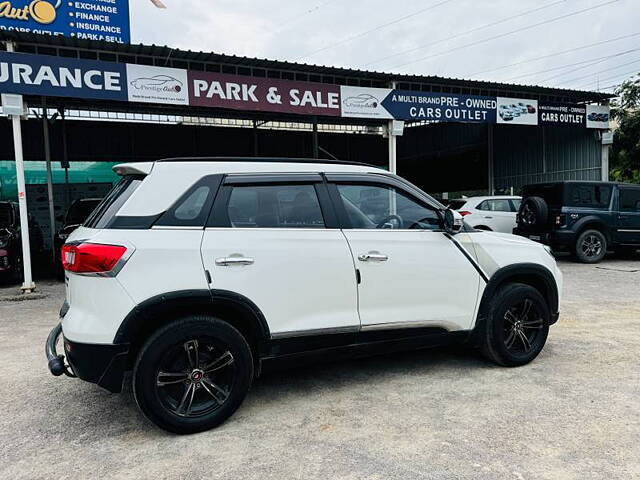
[133,316,253,434]
[575,229,607,263]
[481,283,550,367]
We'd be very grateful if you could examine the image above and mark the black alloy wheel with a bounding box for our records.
[156,338,235,418]
[502,299,545,355]
[575,229,607,264]
[481,283,550,366]
[134,316,253,434]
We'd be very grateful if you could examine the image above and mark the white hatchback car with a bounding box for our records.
[448,196,522,233]
[46,158,561,434]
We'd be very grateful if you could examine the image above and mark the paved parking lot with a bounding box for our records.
[1,257,639,479]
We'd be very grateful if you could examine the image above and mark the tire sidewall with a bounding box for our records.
[575,229,607,264]
[133,317,253,434]
[519,196,548,230]
[485,284,550,367]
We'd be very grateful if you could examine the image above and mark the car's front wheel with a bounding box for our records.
[481,283,550,367]
[133,316,253,434]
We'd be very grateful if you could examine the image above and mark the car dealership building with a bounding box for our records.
[0,32,612,252]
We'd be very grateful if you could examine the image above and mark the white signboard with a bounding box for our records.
[497,97,539,125]
[126,65,189,105]
[586,105,610,129]
[340,86,393,119]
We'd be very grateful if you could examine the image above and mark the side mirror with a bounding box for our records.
[443,208,464,235]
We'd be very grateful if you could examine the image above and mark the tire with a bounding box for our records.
[575,229,607,264]
[518,196,548,231]
[133,316,254,434]
[481,283,550,367]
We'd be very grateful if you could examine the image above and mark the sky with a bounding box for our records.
[129,0,640,93]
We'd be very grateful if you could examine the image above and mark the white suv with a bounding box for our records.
[448,196,521,233]
[46,158,562,434]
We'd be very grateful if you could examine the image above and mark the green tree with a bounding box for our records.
[610,75,640,183]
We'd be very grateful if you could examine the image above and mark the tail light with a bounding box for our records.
[61,243,128,275]
[458,211,472,217]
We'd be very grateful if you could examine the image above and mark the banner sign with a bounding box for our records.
[538,102,586,126]
[189,71,341,116]
[497,97,538,125]
[340,86,392,119]
[0,52,610,129]
[0,51,126,100]
[127,64,189,105]
[586,104,610,129]
[383,90,497,123]
[0,0,131,44]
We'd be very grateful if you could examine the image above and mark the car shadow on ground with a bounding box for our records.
[45,344,493,438]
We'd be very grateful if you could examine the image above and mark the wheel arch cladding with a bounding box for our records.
[471,263,559,346]
[574,216,611,242]
[114,289,271,367]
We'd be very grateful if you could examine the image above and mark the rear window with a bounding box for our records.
[566,184,611,208]
[447,199,467,210]
[84,176,144,229]
[65,200,101,226]
[522,184,564,206]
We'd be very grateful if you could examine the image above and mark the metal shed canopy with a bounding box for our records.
[0,31,613,114]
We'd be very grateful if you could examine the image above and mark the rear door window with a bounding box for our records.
[567,184,611,208]
[226,184,325,228]
[478,199,511,212]
[84,176,144,229]
[619,188,640,212]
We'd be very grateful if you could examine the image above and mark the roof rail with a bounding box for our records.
[156,157,378,168]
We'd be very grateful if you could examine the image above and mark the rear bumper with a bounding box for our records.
[513,228,576,249]
[45,322,129,393]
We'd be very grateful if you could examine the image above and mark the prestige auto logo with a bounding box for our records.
[343,93,379,109]
[0,0,61,25]
[130,75,184,94]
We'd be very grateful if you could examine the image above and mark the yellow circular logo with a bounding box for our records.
[29,0,57,25]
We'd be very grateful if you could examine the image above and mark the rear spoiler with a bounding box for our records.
[112,162,154,176]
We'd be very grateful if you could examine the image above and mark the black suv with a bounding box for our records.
[514,181,640,263]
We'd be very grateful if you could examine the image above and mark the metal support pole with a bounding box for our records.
[601,139,610,181]
[11,115,35,292]
[388,126,397,174]
[60,109,70,210]
[487,123,495,195]
[42,98,56,268]
[5,41,35,292]
[387,81,397,174]
[252,119,259,155]
[312,117,319,159]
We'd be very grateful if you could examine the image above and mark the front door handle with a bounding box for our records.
[358,252,389,262]
[215,256,254,267]
[484,216,493,219]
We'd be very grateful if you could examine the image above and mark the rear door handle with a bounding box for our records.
[358,252,389,262]
[215,256,254,266]
[484,216,493,219]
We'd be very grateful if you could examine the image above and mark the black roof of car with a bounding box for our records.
[157,157,377,167]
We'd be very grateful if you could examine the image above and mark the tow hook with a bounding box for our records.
[45,323,76,378]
